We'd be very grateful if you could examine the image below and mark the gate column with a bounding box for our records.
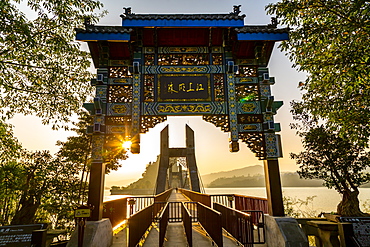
[264,159,284,216]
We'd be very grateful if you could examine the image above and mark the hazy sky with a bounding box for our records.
[10,0,307,185]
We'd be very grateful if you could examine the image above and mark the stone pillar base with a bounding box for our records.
[265,215,308,247]
[67,218,112,247]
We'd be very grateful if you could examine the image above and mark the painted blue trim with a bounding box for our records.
[121,19,244,27]
[76,32,130,41]
[237,32,289,41]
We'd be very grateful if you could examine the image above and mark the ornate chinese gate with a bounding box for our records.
[76,6,289,220]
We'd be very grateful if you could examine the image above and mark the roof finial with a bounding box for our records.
[269,17,278,28]
[123,7,133,16]
[83,17,92,27]
[232,5,241,15]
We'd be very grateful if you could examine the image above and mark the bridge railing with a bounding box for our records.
[103,198,127,228]
[210,194,268,214]
[234,194,268,214]
[213,202,253,247]
[182,202,193,247]
[178,188,211,207]
[213,202,265,246]
[126,196,154,216]
[128,204,154,247]
[154,188,173,202]
[197,202,223,247]
[184,201,198,222]
[158,202,170,247]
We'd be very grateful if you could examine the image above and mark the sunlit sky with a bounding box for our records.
[10,0,307,185]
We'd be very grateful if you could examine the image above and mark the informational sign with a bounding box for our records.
[74,208,91,218]
[339,217,370,246]
[0,224,45,247]
[159,75,210,101]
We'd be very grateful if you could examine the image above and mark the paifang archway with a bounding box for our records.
[76,6,289,220]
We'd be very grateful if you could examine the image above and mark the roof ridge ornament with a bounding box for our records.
[232,5,241,15]
[123,7,134,16]
[268,17,278,28]
[83,17,93,28]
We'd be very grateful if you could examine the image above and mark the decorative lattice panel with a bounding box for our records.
[236,66,257,77]
[140,115,167,133]
[109,66,131,78]
[108,85,133,103]
[203,115,230,132]
[212,54,223,65]
[239,132,266,159]
[158,54,209,66]
[144,75,155,102]
[213,74,225,101]
[235,84,260,101]
[145,54,155,66]
[105,116,132,125]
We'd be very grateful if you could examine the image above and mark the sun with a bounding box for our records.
[122,141,132,150]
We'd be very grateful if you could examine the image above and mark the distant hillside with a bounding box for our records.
[207,172,324,188]
[111,157,159,191]
[201,165,264,186]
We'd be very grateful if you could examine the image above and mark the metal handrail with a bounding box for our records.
[158,202,169,247]
[128,204,154,247]
[210,194,268,213]
[197,202,223,247]
[178,188,211,207]
[182,202,193,247]
[102,197,127,228]
[154,188,173,202]
[214,202,264,246]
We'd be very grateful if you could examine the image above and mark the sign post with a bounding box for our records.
[75,205,92,247]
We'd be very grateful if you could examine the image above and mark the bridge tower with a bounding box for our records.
[156,125,201,194]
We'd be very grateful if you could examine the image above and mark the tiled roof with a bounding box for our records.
[120,13,246,21]
[76,25,132,34]
[235,26,289,33]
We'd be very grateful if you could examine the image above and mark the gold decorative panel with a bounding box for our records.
[236,66,257,77]
[158,54,209,66]
[108,85,133,103]
[109,66,131,78]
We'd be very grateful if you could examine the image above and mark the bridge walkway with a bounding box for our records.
[111,190,243,246]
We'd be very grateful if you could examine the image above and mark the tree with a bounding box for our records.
[266,0,370,146]
[56,110,128,204]
[6,110,127,228]
[0,0,105,127]
[0,122,23,225]
[290,107,370,216]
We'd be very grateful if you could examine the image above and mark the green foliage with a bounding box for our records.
[0,0,105,127]
[283,195,318,218]
[266,0,370,146]
[0,121,23,225]
[291,125,370,194]
[0,121,22,161]
[290,109,370,215]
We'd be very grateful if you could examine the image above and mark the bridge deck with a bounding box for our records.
[111,190,266,246]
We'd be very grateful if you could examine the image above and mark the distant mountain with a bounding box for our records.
[201,165,264,186]
[207,172,324,188]
[105,178,138,189]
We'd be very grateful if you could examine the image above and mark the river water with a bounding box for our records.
[104,187,370,214]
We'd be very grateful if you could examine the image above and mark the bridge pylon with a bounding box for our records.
[156,125,201,194]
